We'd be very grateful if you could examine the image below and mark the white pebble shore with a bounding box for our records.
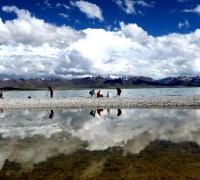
[0,96,200,109]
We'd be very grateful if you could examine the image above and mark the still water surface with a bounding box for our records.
[0,108,200,169]
[3,87,200,98]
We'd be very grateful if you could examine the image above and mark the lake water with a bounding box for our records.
[2,87,200,98]
[0,108,200,179]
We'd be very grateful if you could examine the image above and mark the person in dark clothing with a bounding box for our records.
[116,87,122,97]
[48,86,53,98]
[117,109,122,116]
[90,109,96,117]
[49,110,54,119]
[0,92,3,99]
[89,89,96,97]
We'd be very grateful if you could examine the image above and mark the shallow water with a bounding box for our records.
[0,108,200,179]
[3,87,200,98]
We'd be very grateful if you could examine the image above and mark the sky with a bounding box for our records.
[0,0,200,80]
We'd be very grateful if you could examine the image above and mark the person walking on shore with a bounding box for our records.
[48,86,54,98]
[116,87,122,97]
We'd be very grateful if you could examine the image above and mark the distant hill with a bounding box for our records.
[0,76,200,90]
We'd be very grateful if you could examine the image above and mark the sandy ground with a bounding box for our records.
[0,96,200,109]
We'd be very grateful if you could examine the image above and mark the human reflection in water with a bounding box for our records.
[90,109,122,117]
[117,109,122,116]
[0,109,3,113]
[90,109,96,117]
[97,109,103,116]
[49,110,54,119]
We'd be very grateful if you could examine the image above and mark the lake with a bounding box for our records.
[2,87,200,98]
[0,108,200,179]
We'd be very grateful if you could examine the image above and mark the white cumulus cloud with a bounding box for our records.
[0,6,200,79]
[1,6,83,46]
[183,4,200,15]
[178,20,190,29]
[75,0,104,21]
[114,0,153,14]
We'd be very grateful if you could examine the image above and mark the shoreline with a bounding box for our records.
[0,96,200,109]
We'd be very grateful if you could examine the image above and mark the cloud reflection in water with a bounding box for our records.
[0,108,200,169]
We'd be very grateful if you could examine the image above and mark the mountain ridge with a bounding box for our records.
[0,76,200,90]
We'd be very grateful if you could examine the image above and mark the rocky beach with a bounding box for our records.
[0,96,200,109]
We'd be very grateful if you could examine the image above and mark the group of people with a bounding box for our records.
[89,87,122,98]
[0,86,122,99]
[90,109,122,117]
[48,86,122,98]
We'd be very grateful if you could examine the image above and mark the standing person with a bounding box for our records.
[48,86,54,98]
[116,87,122,97]
[0,92,3,99]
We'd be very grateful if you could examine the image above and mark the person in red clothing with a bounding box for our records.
[97,90,103,98]
[97,109,103,116]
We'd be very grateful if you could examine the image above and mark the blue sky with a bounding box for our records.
[1,0,199,35]
[0,0,200,79]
